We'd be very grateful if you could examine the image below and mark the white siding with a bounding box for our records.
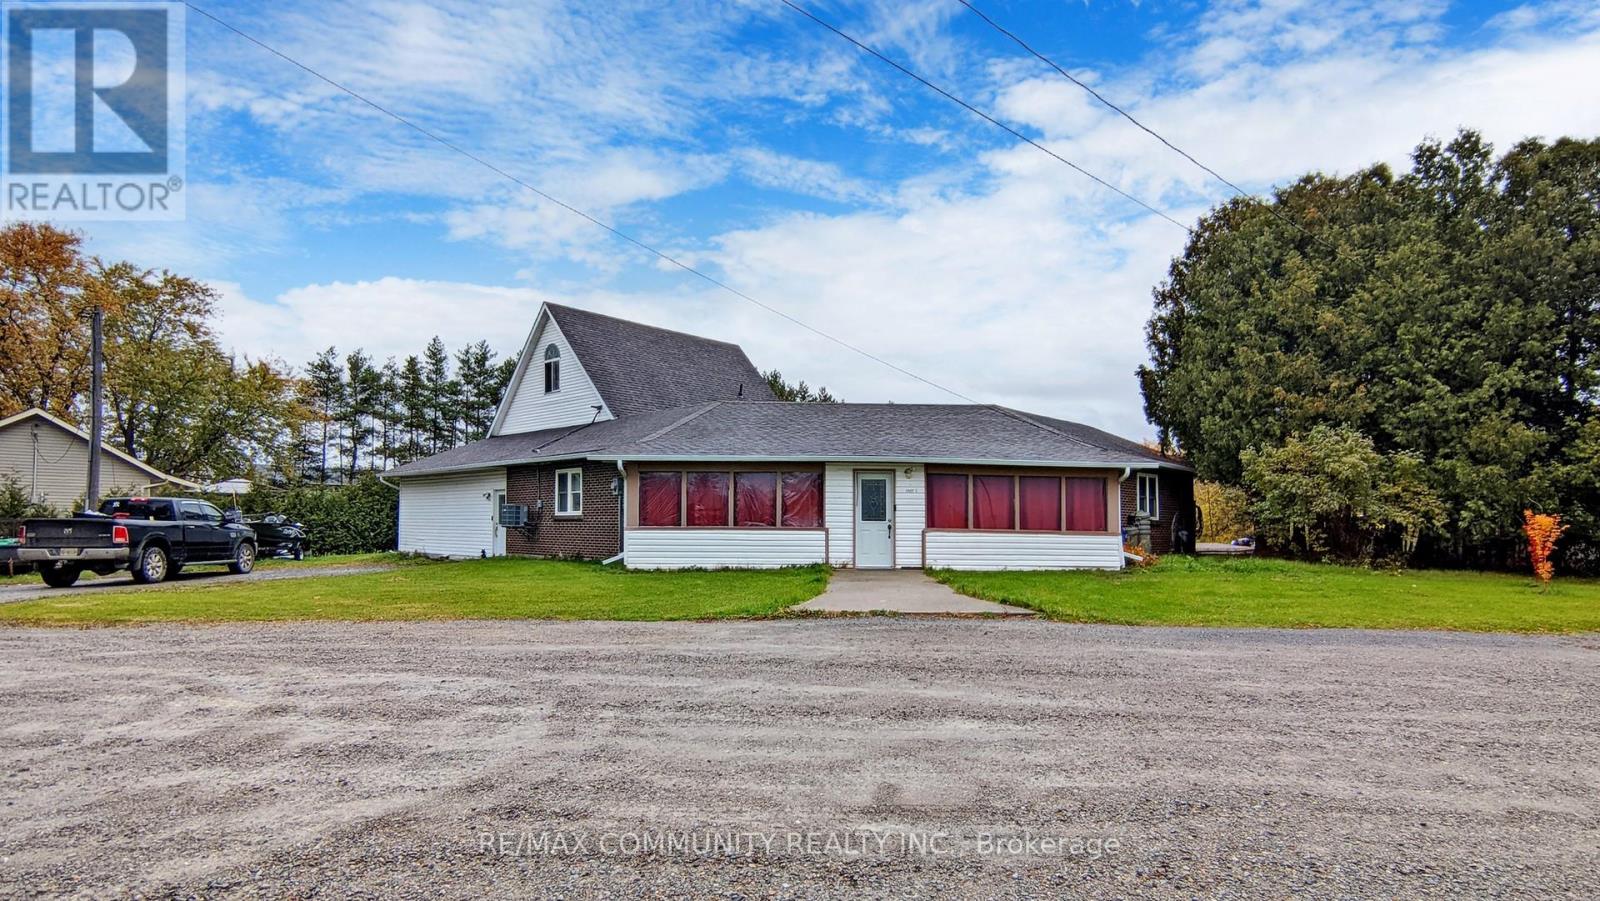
[0,420,180,512]
[894,464,924,568]
[397,469,507,558]
[496,316,612,435]
[624,529,827,569]
[924,532,1123,571]
[824,463,854,566]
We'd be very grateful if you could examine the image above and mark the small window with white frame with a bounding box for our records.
[1136,472,1159,519]
[543,344,561,393]
[555,467,583,516]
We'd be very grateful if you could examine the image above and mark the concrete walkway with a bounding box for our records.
[795,568,1032,615]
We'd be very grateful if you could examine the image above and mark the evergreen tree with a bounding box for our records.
[422,336,458,452]
[373,358,401,469]
[455,340,504,442]
[397,355,430,462]
[303,348,345,483]
[763,369,840,403]
[340,350,380,478]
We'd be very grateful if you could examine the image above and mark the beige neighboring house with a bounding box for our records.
[0,408,201,512]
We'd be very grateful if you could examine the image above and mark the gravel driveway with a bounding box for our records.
[0,563,394,603]
[1,620,1596,898]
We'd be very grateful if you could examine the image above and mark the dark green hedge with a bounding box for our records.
[206,474,398,556]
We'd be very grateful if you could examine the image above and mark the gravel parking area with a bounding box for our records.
[0,564,395,603]
[2,620,1596,898]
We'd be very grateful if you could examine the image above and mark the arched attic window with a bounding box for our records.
[543,344,561,393]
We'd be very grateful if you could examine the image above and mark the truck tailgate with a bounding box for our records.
[22,518,117,548]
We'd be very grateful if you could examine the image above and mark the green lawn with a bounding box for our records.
[934,556,1600,633]
[0,557,830,626]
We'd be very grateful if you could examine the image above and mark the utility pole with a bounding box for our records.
[86,305,103,512]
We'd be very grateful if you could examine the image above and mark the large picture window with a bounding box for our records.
[781,472,823,528]
[636,469,822,528]
[1065,478,1107,531]
[972,475,1015,530]
[686,472,731,526]
[926,474,969,529]
[639,471,682,526]
[926,471,1111,533]
[1018,476,1061,531]
[734,472,778,527]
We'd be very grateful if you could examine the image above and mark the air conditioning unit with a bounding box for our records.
[498,503,528,527]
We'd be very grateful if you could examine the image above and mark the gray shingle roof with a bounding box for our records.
[389,401,1185,478]
[599,402,1181,467]
[546,303,774,417]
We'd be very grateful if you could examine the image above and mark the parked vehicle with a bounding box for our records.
[246,513,308,560]
[17,497,257,588]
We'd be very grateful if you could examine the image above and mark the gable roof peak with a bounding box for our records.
[535,302,775,418]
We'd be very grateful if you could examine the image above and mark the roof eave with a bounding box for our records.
[591,453,1191,471]
[385,451,592,480]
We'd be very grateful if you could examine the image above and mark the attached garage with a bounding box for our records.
[396,469,508,558]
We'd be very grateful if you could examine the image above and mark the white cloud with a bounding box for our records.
[165,0,1600,443]
[213,278,544,368]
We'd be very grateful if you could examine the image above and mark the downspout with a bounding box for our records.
[601,459,626,566]
[1117,467,1137,568]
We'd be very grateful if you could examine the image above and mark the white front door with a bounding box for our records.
[491,489,507,556]
[854,471,894,568]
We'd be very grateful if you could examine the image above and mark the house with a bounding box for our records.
[0,408,202,512]
[387,303,1194,569]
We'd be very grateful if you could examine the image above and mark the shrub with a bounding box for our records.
[1522,510,1566,584]
[206,473,398,556]
[1242,425,1446,563]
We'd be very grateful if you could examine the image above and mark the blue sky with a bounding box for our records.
[74,0,1600,438]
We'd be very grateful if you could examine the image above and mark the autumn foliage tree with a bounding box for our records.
[0,223,306,480]
[1522,511,1567,584]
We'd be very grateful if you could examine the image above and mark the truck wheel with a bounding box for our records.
[229,541,257,575]
[40,565,82,588]
[131,545,170,584]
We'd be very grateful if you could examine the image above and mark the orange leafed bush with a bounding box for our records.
[1522,510,1567,584]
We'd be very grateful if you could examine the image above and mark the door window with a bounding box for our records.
[860,479,888,522]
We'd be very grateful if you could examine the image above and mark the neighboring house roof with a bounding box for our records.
[544,303,775,417]
[0,408,203,490]
[388,401,1188,478]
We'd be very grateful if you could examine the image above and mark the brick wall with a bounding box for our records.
[1119,471,1195,555]
[505,461,622,559]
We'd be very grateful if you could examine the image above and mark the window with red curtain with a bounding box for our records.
[972,475,1015,530]
[686,472,730,526]
[780,472,822,527]
[734,472,778,526]
[1018,476,1062,531]
[926,474,968,529]
[639,472,681,526]
[1064,477,1107,531]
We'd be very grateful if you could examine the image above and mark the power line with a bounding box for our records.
[953,0,1252,201]
[181,2,979,405]
[778,0,1194,234]
[951,0,1412,281]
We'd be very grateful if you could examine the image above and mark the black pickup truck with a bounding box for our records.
[17,497,258,588]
